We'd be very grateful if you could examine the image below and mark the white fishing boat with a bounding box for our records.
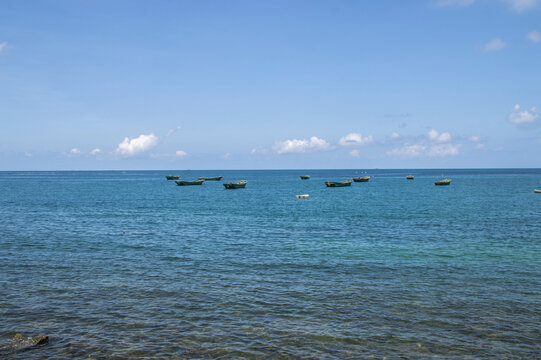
[296,194,309,199]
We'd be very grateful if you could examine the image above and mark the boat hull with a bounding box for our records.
[175,180,204,186]
[224,180,247,189]
[435,179,451,186]
[534,189,541,193]
[353,176,370,182]
[166,176,180,180]
[325,181,352,187]
[406,176,414,180]
[198,176,222,181]
[300,175,310,180]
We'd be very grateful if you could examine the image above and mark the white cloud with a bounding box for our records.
[526,30,541,42]
[251,147,267,155]
[25,152,32,157]
[116,133,158,157]
[508,104,539,124]
[438,132,451,142]
[0,42,7,52]
[483,38,506,51]
[222,152,231,159]
[90,148,101,155]
[386,144,427,158]
[428,129,439,140]
[436,0,538,12]
[64,148,81,157]
[505,0,538,12]
[391,132,400,139]
[387,129,460,158]
[273,136,332,154]
[175,150,187,158]
[426,143,461,157]
[471,137,485,149]
[166,126,181,137]
[436,0,475,6]
[349,149,360,157]
[387,143,460,158]
[338,133,374,147]
[428,129,452,142]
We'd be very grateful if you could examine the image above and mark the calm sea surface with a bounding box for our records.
[0,169,540,359]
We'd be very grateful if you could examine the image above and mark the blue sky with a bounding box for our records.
[1,0,540,170]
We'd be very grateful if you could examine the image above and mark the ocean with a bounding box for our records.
[0,169,540,359]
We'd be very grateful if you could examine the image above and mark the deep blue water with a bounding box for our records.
[0,169,540,359]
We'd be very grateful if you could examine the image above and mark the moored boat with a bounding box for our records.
[406,175,414,180]
[166,175,180,180]
[534,189,541,193]
[175,180,204,186]
[325,180,353,187]
[224,180,247,189]
[296,194,310,199]
[353,176,370,182]
[435,179,451,186]
[198,176,223,181]
[300,175,310,180]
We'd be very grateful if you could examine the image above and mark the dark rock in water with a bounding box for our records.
[12,334,25,342]
[11,333,49,350]
[30,335,49,346]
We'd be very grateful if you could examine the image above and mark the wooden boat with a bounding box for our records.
[325,180,352,187]
[198,176,223,181]
[534,189,541,193]
[296,194,309,199]
[353,176,370,182]
[175,180,204,186]
[406,175,414,180]
[165,175,180,180]
[223,180,247,189]
[300,175,310,180]
[434,179,451,186]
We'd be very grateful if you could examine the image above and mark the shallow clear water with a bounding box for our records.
[0,169,540,359]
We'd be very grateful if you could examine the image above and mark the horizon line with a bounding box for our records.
[1,167,541,172]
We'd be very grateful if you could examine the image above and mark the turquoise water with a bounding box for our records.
[0,169,540,359]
